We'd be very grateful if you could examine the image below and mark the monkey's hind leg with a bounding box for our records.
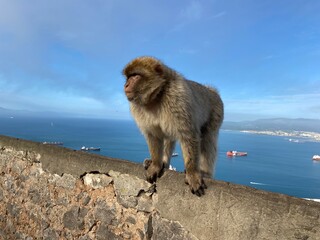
[162,139,176,169]
[200,124,219,179]
[181,138,206,196]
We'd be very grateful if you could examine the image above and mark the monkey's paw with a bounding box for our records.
[143,158,152,170]
[145,162,164,183]
[185,172,207,196]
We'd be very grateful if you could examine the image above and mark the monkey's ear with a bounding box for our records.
[154,64,164,75]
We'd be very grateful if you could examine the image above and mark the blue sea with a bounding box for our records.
[1,117,320,199]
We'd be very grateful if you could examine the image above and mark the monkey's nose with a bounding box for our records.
[124,82,131,93]
[124,83,129,91]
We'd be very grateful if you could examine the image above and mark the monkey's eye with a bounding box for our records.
[127,73,142,79]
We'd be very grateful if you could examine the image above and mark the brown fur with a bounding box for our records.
[123,56,224,196]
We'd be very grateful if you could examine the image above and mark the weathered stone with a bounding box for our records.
[62,231,73,240]
[122,231,132,239]
[152,213,198,240]
[0,157,7,170]
[2,218,16,235]
[83,173,112,189]
[82,195,91,205]
[41,219,50,230]
[4,174,14,191]
[29,163,45,177]
[95,199,110,209]
[23,150,41,163]
[43,228,59,240]
[0,228,4,239]
[7,203,21,217]
[109,170,153,197]
[10,159,27,175]
[77,192,91,205]
[94,207,115,225]
[145,215,153,240]
[0,189,3,201]
[63,206,85,230]
[84,214,97,232]
[79,207,89,218]
[137,228,145,240]
[79,235,92,240]
[28,188,41,204]
[15,232,28,240]
[137,193,154,213]
[28,179,51,204]
[126,216,137,225]
[56,173,76,189]
[56,191,70,206]
[117,195,138,208]
[96,224,119,240]
[1,135,320,240]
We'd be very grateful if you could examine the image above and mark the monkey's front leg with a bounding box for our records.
[181,139,207,196]
[145,133,164,183]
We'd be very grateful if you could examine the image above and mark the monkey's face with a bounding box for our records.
[124,74,142,102]
[123,57,168,106]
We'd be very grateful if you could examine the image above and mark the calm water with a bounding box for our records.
[1,117,320,199]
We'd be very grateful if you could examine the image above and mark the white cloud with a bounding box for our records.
[213,11,226,18]
[179,1,203,21]
[262,55,276,60]
[178,48,198,55]
[225,93,320,120]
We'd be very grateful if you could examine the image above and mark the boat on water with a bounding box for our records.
[80,146,101,152]
[43,141,63,146]
[169,165,176,171]
[227,150,248,157]
[312,155,320,161]
[172,152,179,157]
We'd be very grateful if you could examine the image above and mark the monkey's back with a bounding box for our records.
[184,79,224,127]
[129,76,223,139]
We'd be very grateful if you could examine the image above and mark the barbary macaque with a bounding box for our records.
[123,56,224,196]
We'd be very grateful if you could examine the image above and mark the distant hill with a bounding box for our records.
[0,106,110,119]
[0,107,17,117]
[0,107,72,118]
[222,118,320,133]
[0,107,34,118]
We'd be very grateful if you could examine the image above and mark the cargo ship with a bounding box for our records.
[80,146,101,152]
[43,141,63,145]
[312,155,320,161]
[226,150,248,157]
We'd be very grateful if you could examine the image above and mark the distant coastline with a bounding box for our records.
[241,130,320,142]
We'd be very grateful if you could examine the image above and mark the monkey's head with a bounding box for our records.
[123,56,171,106]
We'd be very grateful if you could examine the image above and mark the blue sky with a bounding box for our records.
[0,0,319,121]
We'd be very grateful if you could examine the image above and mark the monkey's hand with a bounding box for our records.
[185,172,207,196]
[145,162,164,183]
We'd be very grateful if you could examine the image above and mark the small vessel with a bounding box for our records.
[43,141,63,145]
[227,150,248,157]
[312,155,320,161]
[80,146,101,152]
[172,152,179,157]
[169,165,176,171]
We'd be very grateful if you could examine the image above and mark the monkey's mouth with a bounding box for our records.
[125,92,135,101]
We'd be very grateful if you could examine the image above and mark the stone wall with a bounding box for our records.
[0,135,320,240]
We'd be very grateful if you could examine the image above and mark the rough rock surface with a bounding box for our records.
[0,146,195,240]
[1,136,320,240]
